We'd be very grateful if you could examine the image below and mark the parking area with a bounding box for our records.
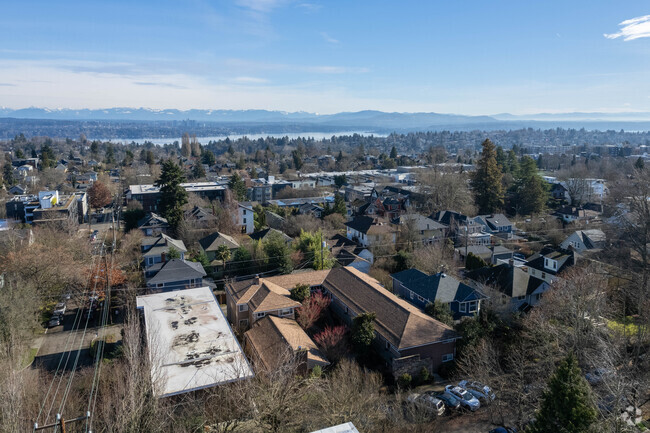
[34,306,123,371]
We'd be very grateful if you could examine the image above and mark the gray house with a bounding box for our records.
[560,229,606,253]
[145,259,207,292]
[392,269,487,320]
[141,234,187,269]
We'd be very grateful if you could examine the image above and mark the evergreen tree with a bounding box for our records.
[635,156,645,170]
[155,160,188,230]
[506,149,519,173]
[104,143,116,165]
[471,139,504,214]
[351,312,376,354]
[263,232,293,274]
[90,141,99,156]
[465,252,487,270]
[292,150,303,170]
[15,149,24,159]
[201,150,216,166]
[513,156,549,215]
[31,148,38,158]
[390,146,398,159]
[3,163,15,186]
[145,150,156,166]
[530,353,597,433]
[192,163,206,179]
[40,143,56,169]
[228,172,248,201]
[332,193,347,216]
[495,146,507,172]
[425,300,454,326]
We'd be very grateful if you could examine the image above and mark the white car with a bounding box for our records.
[53,302,67,316]
[445,385,480,411]
[459,380,496,403]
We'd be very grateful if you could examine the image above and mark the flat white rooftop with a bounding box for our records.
[310,423,360,433]
[136,286,253,397]
[129,182,226,195]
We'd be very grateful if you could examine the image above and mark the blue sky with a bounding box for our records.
[1,0,649,114]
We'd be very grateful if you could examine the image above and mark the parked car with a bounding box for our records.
[431,391,461,410]
[445,385,481,411]
[459,380,496,402]
[48,314,62,328]
[489,428,517,433]
[585,368,614,385]
[53,302,67,316]
[406,393,445,417]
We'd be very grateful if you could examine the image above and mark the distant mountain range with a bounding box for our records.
[2,107,650,137]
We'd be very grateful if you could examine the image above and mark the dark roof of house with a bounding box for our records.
[466,263,546,298]
[431,210,466,226]
[249,228,292,243]
[322,267,458,350]
[146,259,206,285]
[392,269,486,304]
[526,247,575,275]
[141,233,187,256]
[199,232,240,252]
[391,214,447,231]
[137,212,169,229]
[477,214,512,229]
[185,206,218,223]
[344,215,375,234]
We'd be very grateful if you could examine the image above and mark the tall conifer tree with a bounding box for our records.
[471,139,504,214]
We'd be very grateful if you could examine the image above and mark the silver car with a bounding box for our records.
[407,393,446,416]
[459,380,496,402]
[445,385,480,411]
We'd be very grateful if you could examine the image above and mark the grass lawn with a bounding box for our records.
[20,347,39,369]
[606,316,643,338]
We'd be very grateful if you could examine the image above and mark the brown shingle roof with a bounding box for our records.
[245,316,329,370]
[322,267,458,350]
[229,278,301,313]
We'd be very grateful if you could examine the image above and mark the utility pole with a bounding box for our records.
[320,231,324,270]
[465,218,469,264]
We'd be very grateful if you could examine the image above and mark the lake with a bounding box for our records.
[97,131,387,145]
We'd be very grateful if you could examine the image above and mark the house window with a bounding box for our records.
[410,291,414,300]
[239,319,249,327]
[442,353,454,363]
[542,272,546,279]
[344,306,349,314]
[238,304,248,312]
[459,302,467,313]
[535,293,542,301]
[417,295,425,302]
[385,340,390,350]
[517,295,526,301]
[468,301,478,313]
[157,283,163,288]
[255,312,265,319]
[243,218,247,224]
[280,308,292,316]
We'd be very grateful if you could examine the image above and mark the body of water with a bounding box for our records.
[97,131,387,145]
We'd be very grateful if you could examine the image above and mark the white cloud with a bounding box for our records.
[235,0,287,13]
[604,14,650,41]
[231,76,269,84]
[320,32,339,44]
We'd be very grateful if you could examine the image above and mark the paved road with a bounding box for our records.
[33,308,122,371]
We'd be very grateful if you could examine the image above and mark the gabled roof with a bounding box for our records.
[322,267,458,350]
[467,263,546,298]
[392,214,447,231]
[248,228,292,243]
[526,247,575,275]
[199,232,240,252]
[228,277,301,313]
[576,229,606,249]
[185,206,218,223]
[245,316,329,370]
[147,259,206,285]
[141,233,187,256]
[137,212,169,228]
[392,269,486,303]
[431,210,466,226]
[476,213,513,230]
[344,215,375,234]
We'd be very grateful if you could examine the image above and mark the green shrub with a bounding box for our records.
[398,373,412,389]
[418,366,430,384]
[310,365,322,379]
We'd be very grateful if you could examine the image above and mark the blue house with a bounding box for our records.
[391,269,487,320]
